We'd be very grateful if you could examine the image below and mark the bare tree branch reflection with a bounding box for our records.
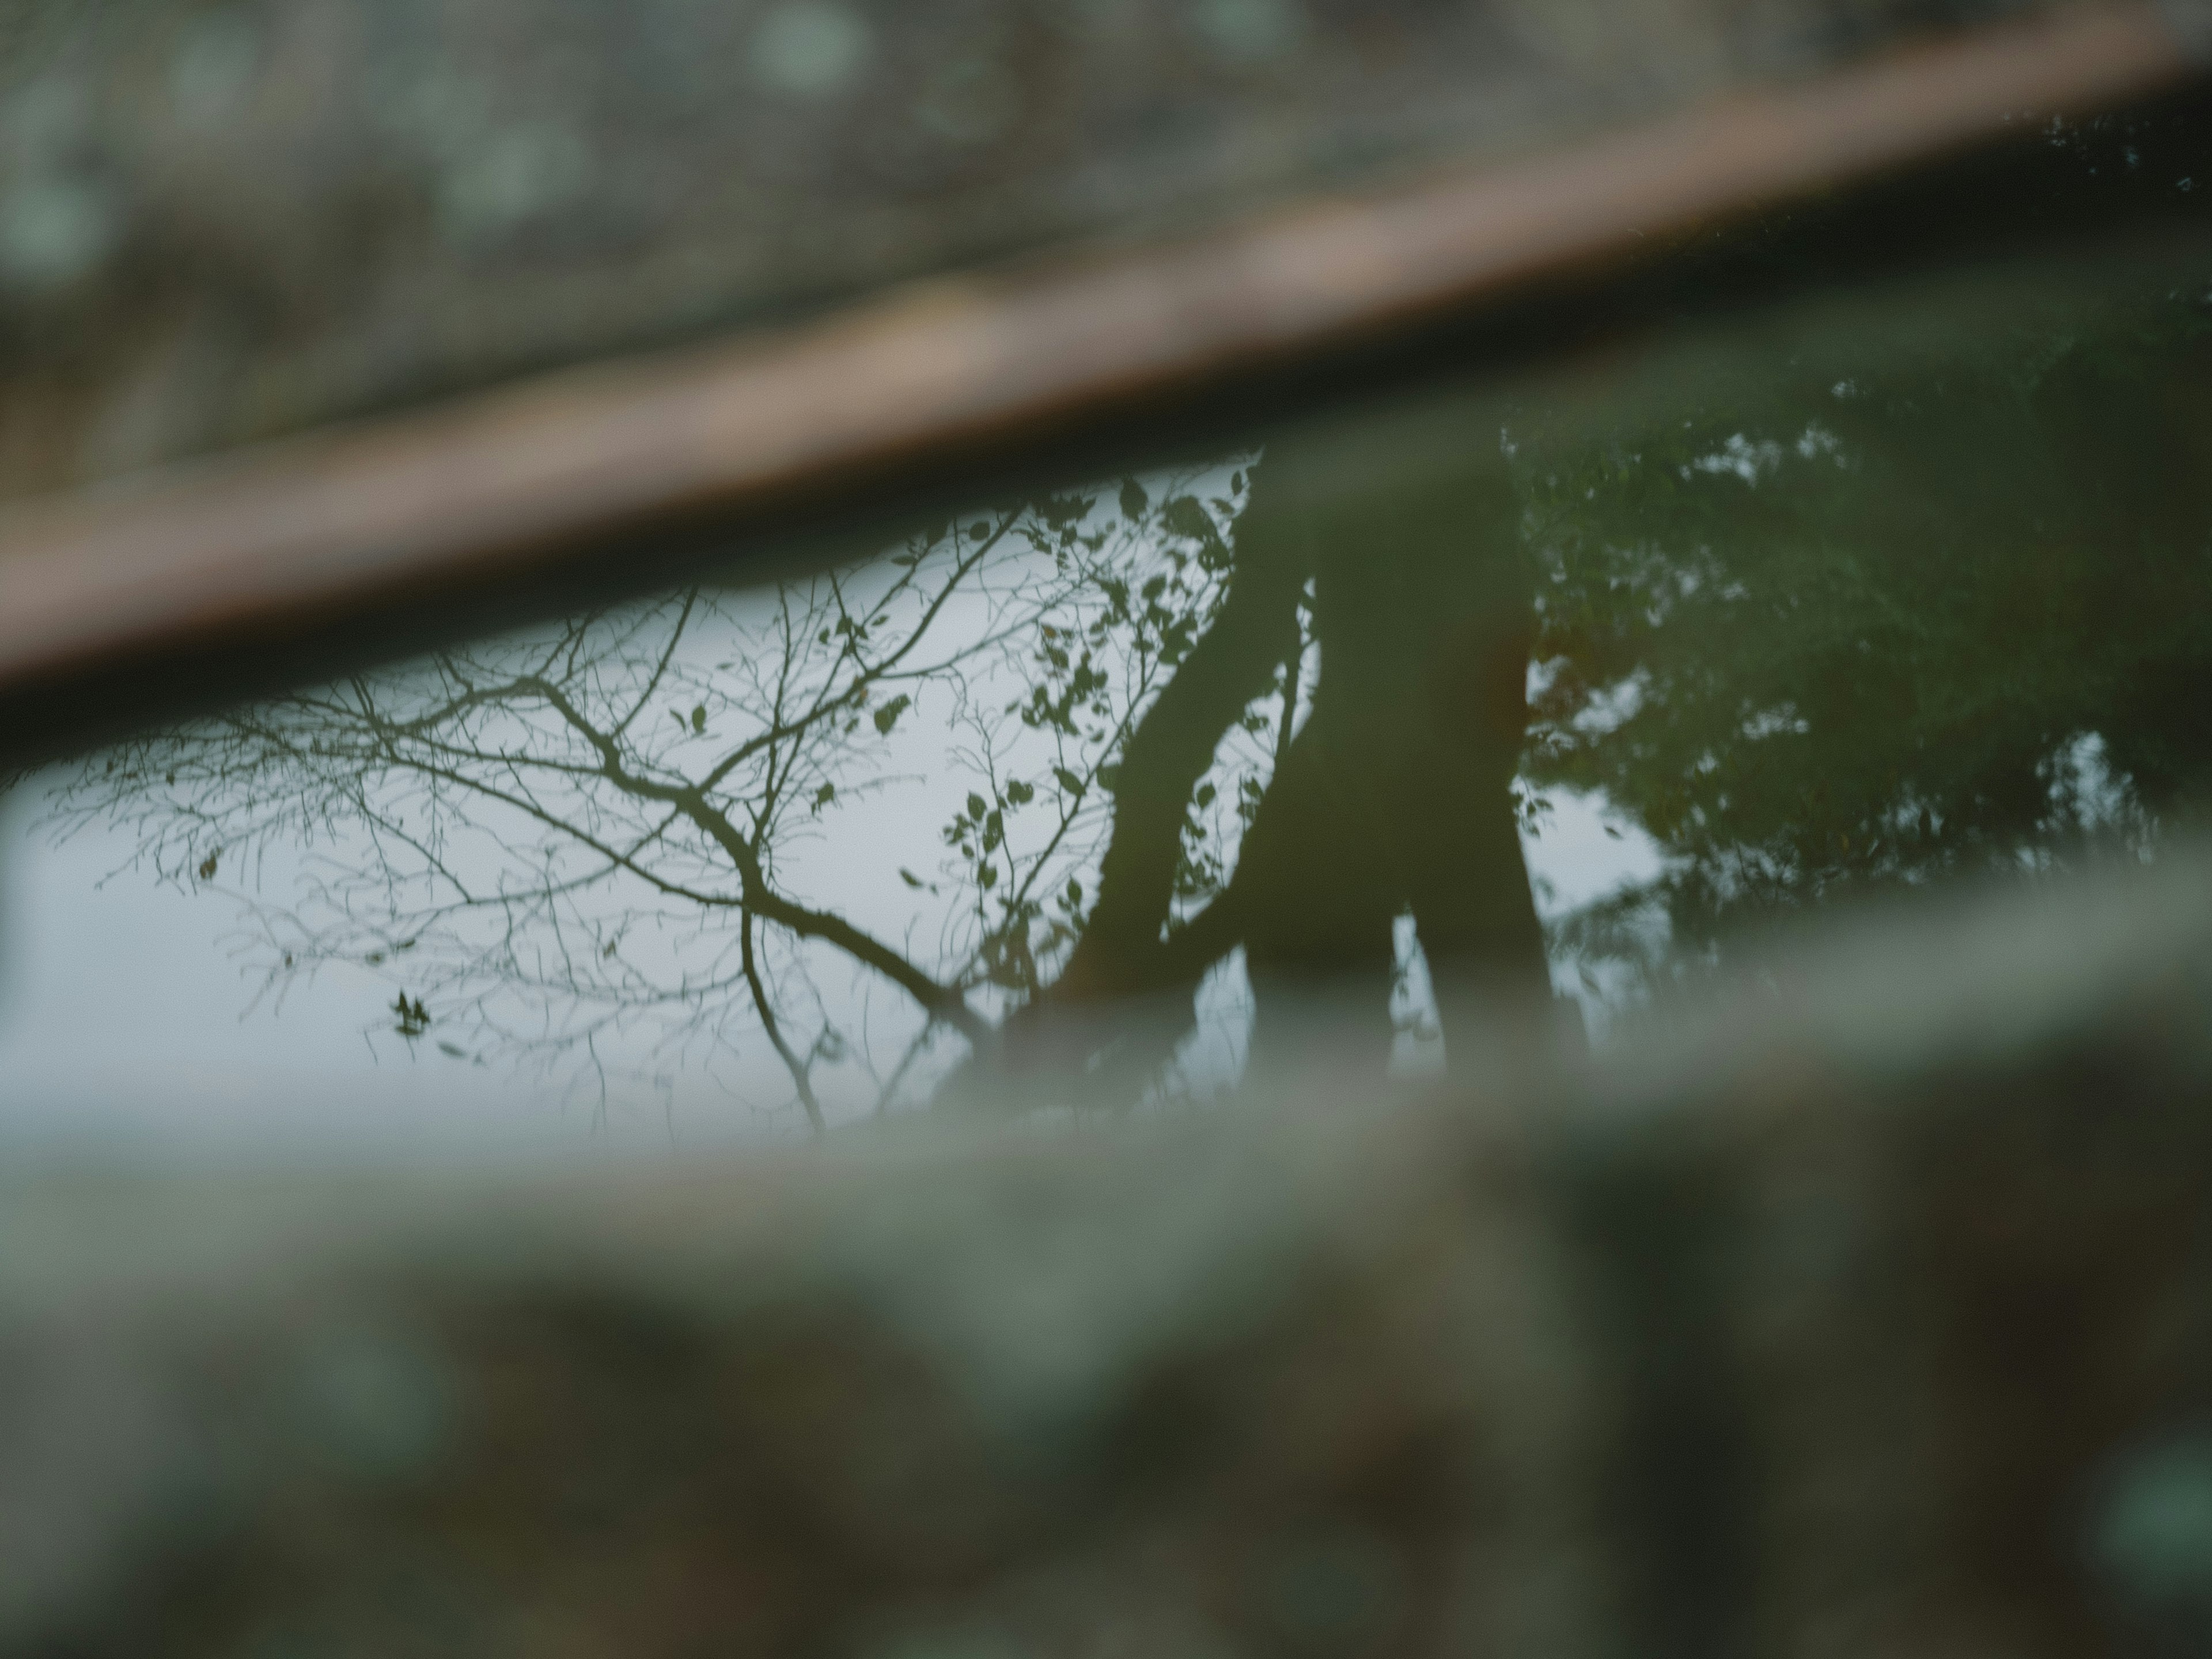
[41,467,1317,1122]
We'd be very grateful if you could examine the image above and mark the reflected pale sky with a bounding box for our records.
[0,456,1665,1160]
[0,726,1661,1160]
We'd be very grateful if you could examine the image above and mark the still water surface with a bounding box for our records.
[4,220,2209,1157]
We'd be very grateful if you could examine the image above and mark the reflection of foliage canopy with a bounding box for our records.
[1518,242,2212,988]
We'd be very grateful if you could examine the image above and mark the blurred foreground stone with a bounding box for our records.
[0,0,2100,503]
[3,855,2210,1657]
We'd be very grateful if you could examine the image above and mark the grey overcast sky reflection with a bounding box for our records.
[0,450,1661,1156]
[0,736,1664,1156]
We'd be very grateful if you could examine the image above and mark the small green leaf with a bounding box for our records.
[899,868,925,888]
[814,783,836,811]
[1119,478,1150,519]
[1005,779,1035,805]
[691,704,707,733]
[873,695,911,735]
[1162,497,1215,541]
[1053,766,1085,796]
[967,792,987,820]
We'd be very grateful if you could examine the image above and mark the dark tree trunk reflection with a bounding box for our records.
[987,426,1562,1105]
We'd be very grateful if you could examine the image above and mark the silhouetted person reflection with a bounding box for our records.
[1029,404,1555,1096]
[1231,439,1549,1081]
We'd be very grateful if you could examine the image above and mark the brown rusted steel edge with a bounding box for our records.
[0,2,2201,707]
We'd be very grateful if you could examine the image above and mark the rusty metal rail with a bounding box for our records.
[0,2,2200,714]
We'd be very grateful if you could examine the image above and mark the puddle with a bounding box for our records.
[6,221,2211,1158]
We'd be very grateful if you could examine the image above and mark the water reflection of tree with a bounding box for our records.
[1518,257,2212,1012]
[44,474,1275,1122]
[1000,411,1551,1105]
[39,244,2212,1120]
